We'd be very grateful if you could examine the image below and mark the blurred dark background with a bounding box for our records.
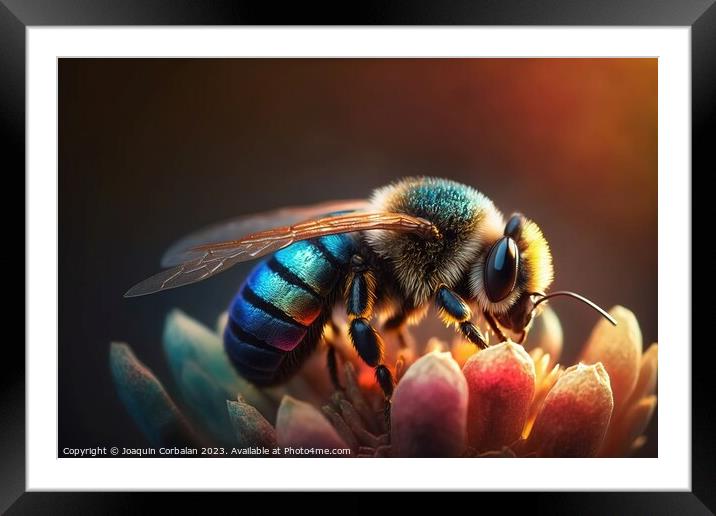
[59,58,657,455]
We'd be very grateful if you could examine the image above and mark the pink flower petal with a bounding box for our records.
[276,395,349,453]
[391,351,468,457]
[527,363,614,457]
[580,306,642,413]
[462,342,535,452]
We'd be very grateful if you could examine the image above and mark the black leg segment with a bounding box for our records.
[483,310,507,344]
[347,273,370,316]
[375,365,394,398]
[460,321,489,350]
[436,285,472,322]
[344,253,394,401]
[349,317,383,367]
[435,284,489,350]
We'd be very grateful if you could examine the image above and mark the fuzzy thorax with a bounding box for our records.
[363,177,504,307]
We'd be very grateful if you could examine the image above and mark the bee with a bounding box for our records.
[126,176,615,403]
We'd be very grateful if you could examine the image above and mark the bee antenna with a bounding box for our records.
[531,291,617,326]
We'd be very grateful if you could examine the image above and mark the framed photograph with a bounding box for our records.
[6,0,712,511]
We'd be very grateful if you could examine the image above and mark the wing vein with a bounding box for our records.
[125,211,438,297]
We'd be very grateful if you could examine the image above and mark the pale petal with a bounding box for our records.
[622,395,657,452]
[527,363,613,457]
[391,351,468,457]
[524,305,563,368]
[179,362,234,444]
[630,343,658,403]
[425,337,447,353]
[597,343,657,457]
[109,342,198,446]
[343,361,383,435]
[227,397,277,448]
[276,395,349,453]
[522,353,562,439]
[630,435,648,454]
[163,309,275,422]
[580,305,642,413]
[463,342,535,452]
[336,397,380,448]
[163,309,241,397]
[450,337,477,368]
[321,404,359,451]
[216,310,229,335]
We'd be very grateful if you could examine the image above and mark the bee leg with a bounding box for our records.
[376,364,395,431]
[345,255,395,405]
[459,321,489,350]
[435,284,489,350]
[347,314,395,425]
[483,311,507,343]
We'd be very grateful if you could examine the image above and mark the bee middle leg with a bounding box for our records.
[345,254,395,403]
[435,284,489,350]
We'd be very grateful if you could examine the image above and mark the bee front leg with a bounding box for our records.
[435,284,489,350]
[345,255,395,404]
[483,311,508,343]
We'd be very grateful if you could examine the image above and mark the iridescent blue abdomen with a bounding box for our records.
[224,234,355,385]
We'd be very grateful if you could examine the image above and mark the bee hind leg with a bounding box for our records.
[345,254,395,412]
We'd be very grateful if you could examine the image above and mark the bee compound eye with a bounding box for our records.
[484,237,520,303]
[504,213,525,239]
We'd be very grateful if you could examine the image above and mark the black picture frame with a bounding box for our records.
[4,1,713,512]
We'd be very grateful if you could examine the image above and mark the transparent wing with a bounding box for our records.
[161,199,370,267]
[125,212,438,297]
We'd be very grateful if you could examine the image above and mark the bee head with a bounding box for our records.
[468,212,554,334]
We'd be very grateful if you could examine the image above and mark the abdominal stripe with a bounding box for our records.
[241,286,307,329]
[312,239,343,269]
[227,317,278,354]
[267,257,321,299]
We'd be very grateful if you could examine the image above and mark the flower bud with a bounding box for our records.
[276,395,348,452]
[527,363,614,457]
[391,351,468,457]
[463,342,535,451]
[580,306,642,413]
